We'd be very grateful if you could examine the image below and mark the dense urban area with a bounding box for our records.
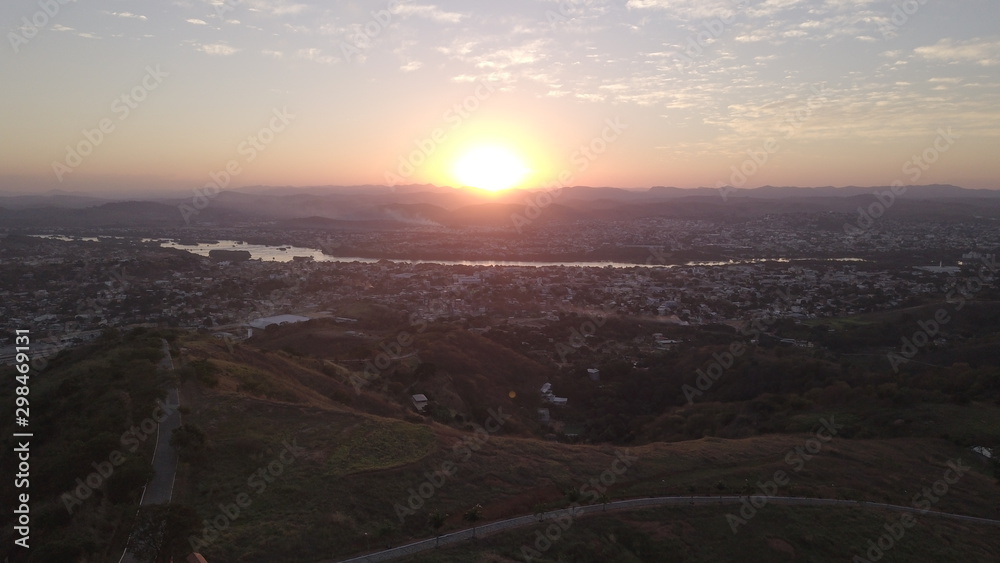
[2,215,998,353]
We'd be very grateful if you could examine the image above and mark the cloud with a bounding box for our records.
[296,48,337,64]
[400,60,423,72]
[625,0,747,20]
[243,0,309,16]
[452,38,551,72]
[200,43,240,55]
[436,38,480,58]
[395,4,466,24]
[107,11,148,21]
[187,19,209,25]
[202,0,306,17]
[915,38,1000,67]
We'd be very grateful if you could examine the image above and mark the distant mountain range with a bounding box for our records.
[1,184,998,229]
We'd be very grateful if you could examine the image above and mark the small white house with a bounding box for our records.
[540,382,568,406]
[411,394,429,413]
[972,446,994,460]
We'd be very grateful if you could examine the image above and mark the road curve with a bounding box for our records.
[336,495,1000,562]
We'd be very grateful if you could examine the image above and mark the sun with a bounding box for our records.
[452,145,529,192]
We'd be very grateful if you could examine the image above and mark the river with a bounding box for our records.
[30,235,866,268]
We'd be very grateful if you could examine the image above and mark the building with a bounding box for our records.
[540,382,568,406]
[411,394,429,413]
[537,408,551,425]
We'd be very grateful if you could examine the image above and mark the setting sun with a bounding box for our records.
[452,146,529,192]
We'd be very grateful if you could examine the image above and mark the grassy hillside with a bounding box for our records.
[241,318,553,432]
[4,322,998,562]
[0,328,175,561]
[403,504,1000,562]
[167,333,1000,562]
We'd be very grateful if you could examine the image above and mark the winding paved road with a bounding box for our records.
[119,339,182,563]
[336,495,1000,562]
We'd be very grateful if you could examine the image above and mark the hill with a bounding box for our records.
[3,322,999,562]
[170,330,1000,561]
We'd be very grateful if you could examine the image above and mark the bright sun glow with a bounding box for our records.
[453,146,529,192]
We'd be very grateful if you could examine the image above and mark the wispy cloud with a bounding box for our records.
[915,38,1000,67]
[243,0,309,16]
[200,42,240,55]
[395,4,466,24]
[296,47,337,64]
[106,11,148,21]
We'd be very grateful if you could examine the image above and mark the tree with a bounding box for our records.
[376,521,396,548]
[414,362,437,381]
[463,504,483,538]
[428,511,447,547]
[107,457,155,504]
[127,504,201,562]
[597,493,610,512]
[565,487,582,503]
[170,424,207,462]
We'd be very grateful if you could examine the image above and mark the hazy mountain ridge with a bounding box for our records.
[2,184,1000,229]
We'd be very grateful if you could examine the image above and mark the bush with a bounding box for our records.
[171,424,208,461]
[107,457,155,504]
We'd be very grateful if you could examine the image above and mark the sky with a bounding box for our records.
[1,0,999,195]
